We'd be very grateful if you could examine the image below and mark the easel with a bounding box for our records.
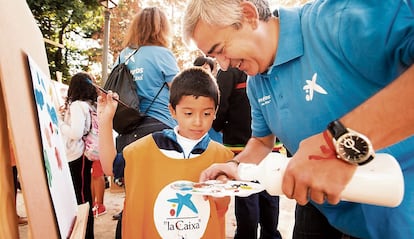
[0,0,88,238]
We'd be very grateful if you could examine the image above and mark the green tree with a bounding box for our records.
[27,0,103,83]
[106,0,140,64]
[26,0,309,83]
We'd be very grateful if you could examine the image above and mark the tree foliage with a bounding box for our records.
[27,0,310,83]
[27,0,103,82]
[26,0,199,83]
[106,0,140,61]
[108,0,201,71]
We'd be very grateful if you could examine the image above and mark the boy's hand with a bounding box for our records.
[97,90,118,124]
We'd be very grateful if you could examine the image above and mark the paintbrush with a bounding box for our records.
[86,79,130,108]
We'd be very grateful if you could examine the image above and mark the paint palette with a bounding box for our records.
[170,180,265,197]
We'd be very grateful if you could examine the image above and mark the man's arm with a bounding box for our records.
[199,134,275,181]
[234,134,276,164]
[283,65,414,205]
[342,65,414,149]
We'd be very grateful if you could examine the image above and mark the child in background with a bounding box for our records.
[193,55,216,75]
[98,67,234,238]
[193,56,223,143]
[91,160,106,217]
[59,72,97,239]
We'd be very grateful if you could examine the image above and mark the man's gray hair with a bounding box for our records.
[182,0,271,45]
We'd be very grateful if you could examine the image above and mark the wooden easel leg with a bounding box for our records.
[0,79,19,238]
[69,203,90,239]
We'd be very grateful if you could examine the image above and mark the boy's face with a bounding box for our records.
[169,95,216,140]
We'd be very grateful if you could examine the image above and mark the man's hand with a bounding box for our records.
[282,132,357,205]
[199,161,239,182]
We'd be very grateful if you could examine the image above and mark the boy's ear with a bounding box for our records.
[168,104,176,119]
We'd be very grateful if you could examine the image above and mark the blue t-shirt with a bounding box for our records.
[117,46,179,128]
[247,1,414,238]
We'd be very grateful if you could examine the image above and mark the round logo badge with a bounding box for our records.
[153,180,210,239]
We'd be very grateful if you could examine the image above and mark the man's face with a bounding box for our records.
[192,19,267,76]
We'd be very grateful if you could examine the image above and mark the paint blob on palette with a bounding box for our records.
[170,180,265,197]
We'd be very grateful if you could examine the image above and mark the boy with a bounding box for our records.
[98,67,234,238]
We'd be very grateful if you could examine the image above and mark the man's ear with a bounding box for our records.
[240,1,259,28]
[168,104,176,119]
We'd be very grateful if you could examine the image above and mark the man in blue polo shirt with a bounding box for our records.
[183,0,414,238]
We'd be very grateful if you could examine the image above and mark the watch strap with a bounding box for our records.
[327,120,348,139]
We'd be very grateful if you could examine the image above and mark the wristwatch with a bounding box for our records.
[327,120,375,165]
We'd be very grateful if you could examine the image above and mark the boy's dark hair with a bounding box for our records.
[170,67,220,109]
[66,72,98,104]
[193,56,215,72]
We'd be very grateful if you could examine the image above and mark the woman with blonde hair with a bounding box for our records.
[109,6,179,153]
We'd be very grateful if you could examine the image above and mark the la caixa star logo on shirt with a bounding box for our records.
[153,180,210,239]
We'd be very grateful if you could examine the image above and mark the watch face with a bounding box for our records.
[336,132,373,164]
